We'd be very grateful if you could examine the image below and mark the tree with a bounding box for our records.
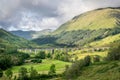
[0,68,3,78]
[35,51,46,59]
[18,67,28,80]
[0,55,12,70]
[64,56,91,79]
[47,53,52,58]
[48,64,56,75]
[5,69,13,79]
[29,67,38,79]
[64,60,84,79]
[54,53,60,60]
[83,55,91,66]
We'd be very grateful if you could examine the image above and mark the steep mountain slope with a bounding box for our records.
[53,7,120,34]
[11,29,53,40]
[33,7,120,48]
[0,29,38,48]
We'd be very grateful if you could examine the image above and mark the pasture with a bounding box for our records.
[11,59,71,74]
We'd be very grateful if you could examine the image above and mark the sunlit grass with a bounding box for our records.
[11,59,71,74]
[69,49,108,60]
[88,33,120,47]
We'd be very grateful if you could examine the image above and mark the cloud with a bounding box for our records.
[9,12,60,31]
[0,0,120,31]
[57,0,120,22]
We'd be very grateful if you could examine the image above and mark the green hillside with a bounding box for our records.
[33,7,120,48]
[0,29,38,48]
[76,61,120,80]
[87,33,120,47]
[53,7,120,34]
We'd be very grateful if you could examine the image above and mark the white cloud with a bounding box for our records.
[0,0,120,31]
[57,0,87,22]
[40,17,60,30]
[57,0,120,22]
[9,12,60,31]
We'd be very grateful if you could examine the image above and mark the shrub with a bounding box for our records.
[64,60,84,79]
[18,67,29,80]
[11,56,24,66]
[93,55,100,62]
[64,56,91,79]
[48,64,56,75]
[106,45,120,61]
[0,55,12,70]
[53,51,70,62]
[5,69,13,79]
[35,51,46,59]
[36,59,42,63]
[83,55,91,66]
[0,68,3,78]
[47,52,52,58]
[30,67,38,79]
[31,59,42,63]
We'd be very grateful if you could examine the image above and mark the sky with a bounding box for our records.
[0,0,120,31]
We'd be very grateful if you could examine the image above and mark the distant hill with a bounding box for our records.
[32,7,120,48]
[11,29,53,40]
[10,30,35,40]
[0,28,38,48]
[32,29,53,39]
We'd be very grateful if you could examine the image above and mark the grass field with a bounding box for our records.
[11,59,71,74]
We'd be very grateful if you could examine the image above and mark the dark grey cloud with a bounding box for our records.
[0,0,120,31]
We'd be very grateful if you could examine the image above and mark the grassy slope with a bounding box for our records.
[87,33,120,47]
[77,61,120,80]
[0,29,38,48]
[72,51,107,60]
[69,49,108,61]
[53,8,120,34]
[11,59,71,74]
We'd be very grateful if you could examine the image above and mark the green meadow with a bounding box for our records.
[11,59,71,74]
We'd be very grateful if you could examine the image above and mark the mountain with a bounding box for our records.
[10,30,35,40]
[0,28,38,48]
[11,29,53,40]
[53,7,120,34]
[32,29,53,39]
[32,7,120,48]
